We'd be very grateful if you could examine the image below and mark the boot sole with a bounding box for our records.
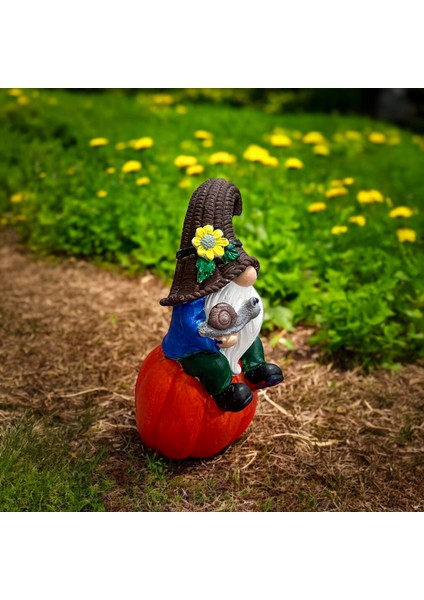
[251,374,284,390]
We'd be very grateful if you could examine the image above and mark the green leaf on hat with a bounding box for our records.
[221,242,240,264]
[196,257,216,283]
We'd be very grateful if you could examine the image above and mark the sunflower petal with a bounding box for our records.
[197,246,206,257]
[192,237,201,247]
[204,224,214,234]
[196,227,206,238]
[205,249,215,260]
[212,228,224,239]
[214,245,225,257]
[216,237,229,246]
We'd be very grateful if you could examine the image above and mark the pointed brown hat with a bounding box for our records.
[160,178,260,306]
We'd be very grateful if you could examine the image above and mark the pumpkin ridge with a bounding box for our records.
[156,358,207,459]
[136,347,175,451]
[149,354,181,453]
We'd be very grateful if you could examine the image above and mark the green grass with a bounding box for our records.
[0,419,108,511]
[1,88,423,365]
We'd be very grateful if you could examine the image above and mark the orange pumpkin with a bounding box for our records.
[135,345,258,459]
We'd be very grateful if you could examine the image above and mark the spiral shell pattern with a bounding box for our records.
[207,303,237,331]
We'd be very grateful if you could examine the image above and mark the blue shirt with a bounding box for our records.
[162,297,220,360]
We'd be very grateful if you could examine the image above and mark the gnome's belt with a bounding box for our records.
[176,238,243,260]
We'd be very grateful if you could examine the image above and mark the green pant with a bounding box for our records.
[179,337,265,396]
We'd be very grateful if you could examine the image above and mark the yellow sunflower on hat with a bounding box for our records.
[192,225,229,261]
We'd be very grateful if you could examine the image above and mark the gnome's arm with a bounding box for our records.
[162,298,220,361]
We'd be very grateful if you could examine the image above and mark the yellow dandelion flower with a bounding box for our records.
[357,191,372,204]
[368,132,387,144]
[115,142,127,151]
[308,202,327,213]
[208,152,236,165]
[202,139,214,148]
[136,177,150,186]
[8,88,22,97]
[106,167,116,174]
[303,131,325,145]
[357,190,384,204]
[243,144,270,162]
[194,130,213,140]
[178,178,191,189]
[326,187,348,199]
[331,226,348,235]
[330,179,344,187]
[186,164,205,176]
[89,137,109,147]
[122,160,142,173]
[369,190,384,202]
[343,177,355,185]
[174,155,198,168]
[96,190,108,198]
[17,96,30,105]
[345,130,362,141]
[396,228,416,243]
[349,215,366,227]
[270,134,292,147]
[192,225,229,261]
[66,167,75,176]
[387,136,401,145]
[131,137,154,150]
[313,144,330,156]
[37,172,47,179]
[10,193,24,203]
[261,155,279,167]
[389,206,414,218]
[152,94,174,105]
[176,105,187,115]
[285,157,304,170]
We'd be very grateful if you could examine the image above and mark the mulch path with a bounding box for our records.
[1,228,423,511]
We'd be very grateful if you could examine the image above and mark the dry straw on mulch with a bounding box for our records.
[1,229,423,511]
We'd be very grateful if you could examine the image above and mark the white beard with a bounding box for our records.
[204,281,264,375]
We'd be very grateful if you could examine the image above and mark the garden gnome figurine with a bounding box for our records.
[160,178,284,412]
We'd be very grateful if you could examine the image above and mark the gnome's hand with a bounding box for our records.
[215,334,238,348]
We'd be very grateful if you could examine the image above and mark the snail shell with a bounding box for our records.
[207,303,237,331]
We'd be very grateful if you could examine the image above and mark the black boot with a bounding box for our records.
[213,383,253,412]
[244,363,284,389]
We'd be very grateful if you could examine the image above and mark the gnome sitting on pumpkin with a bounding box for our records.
[160,178,284,413]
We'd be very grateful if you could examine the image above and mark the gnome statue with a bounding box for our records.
[135,178,284,459]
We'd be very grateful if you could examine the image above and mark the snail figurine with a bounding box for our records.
[135,178,284,459]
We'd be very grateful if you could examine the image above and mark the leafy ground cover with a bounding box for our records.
[1,88,423,364]
[1,232,423,511]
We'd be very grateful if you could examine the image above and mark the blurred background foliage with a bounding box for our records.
[1,88,423,367]
[74,88,424,130]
